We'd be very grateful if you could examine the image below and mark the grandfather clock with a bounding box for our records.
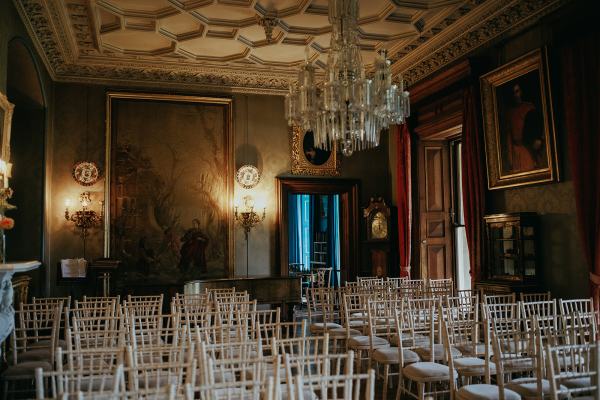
[363,197,391,278]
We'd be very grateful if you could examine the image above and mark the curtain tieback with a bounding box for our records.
[590,272,600,287]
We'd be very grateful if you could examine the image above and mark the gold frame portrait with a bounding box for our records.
[105,92,234,278]
[480,48,559,190]
[291,125,340,176]
[0,91,15,162]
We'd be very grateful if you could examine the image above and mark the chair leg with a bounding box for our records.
[417,382,425,400]
[382,364,389,400]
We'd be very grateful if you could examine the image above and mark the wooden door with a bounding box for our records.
[418,141,453,280]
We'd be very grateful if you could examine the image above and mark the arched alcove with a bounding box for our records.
[6,38,46,297]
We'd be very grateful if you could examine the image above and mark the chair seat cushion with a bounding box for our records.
[309,322,342,333]
[456,343,493,357]
[402,362,453,382]
[415,344,461,361]
[18,348,53,362]
[373,347,420,364]
[506,378,557,397]
[454,357,496,375]
[493,356,533,371]
[280,384,317,400]
[390,333,430,347]
[347,335,389,350]
[457,384,521,400]
[328,327,361,337]
[38,339,68,349]
[2,361,52,378]
[564,377,591,389]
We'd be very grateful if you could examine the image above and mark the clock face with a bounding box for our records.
[72,161,100,186]
[236,165,260,189]
[371,211,388,239]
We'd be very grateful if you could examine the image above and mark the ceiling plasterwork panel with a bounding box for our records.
[14,0,570,94]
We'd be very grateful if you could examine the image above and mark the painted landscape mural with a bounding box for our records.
[108,95,232,286]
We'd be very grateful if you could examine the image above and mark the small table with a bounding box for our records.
[88,259,121,297]
[0,261,41,352]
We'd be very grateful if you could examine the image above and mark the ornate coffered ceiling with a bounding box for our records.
[14,0,568,94]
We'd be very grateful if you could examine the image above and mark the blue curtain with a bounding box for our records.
[327,195,341,286]
[288,194,303,266]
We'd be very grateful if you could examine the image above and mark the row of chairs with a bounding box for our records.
[3,288,377,399]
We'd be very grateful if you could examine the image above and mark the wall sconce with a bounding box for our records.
[64,191,103,259]
[234,195,265,277]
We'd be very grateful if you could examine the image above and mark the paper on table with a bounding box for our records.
[61,258,87,278]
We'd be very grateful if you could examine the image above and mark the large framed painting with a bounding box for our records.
[105,93,233,285]
[291,125,340,176]
[480,48,559,190]
[0,91,14,162]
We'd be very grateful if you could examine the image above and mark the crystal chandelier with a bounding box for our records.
[284,0,410,157]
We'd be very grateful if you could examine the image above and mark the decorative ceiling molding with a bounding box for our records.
[14,0,571,95]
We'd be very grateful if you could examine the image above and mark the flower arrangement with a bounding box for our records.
[0,187,15,263]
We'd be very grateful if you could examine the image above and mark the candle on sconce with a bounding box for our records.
[0,159,8,189]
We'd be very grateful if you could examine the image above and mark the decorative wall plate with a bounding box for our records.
[236,164,260,189]
[72,161,100,186]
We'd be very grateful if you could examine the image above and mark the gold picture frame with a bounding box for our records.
[0,91,15,162]
[480,48,559,190]
[105,92,234,280]
[291,125,340,176]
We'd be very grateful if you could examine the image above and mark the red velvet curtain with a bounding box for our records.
[561,32,600,305]
[461,86,486,283]
[395,124,412,278]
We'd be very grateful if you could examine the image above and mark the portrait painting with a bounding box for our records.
[291,125,340,176]
[105,93,233,286]
[480,48,559,190]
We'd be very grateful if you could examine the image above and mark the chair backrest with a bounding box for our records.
[366,298,400,350]
[491,316,544,394]
[520,291,551,302]
[483,293,516,306]
[272,334,329,358]
[11,302,63,366]
[34,363,124,400]
[292,369,375,400]
[546,341,600,400]
[185,380,266,400]
[125,344,196,392]
[520,299,559,339]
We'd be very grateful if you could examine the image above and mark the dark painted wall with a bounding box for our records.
[0,1,53,296]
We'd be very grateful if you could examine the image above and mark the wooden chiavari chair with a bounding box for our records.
[366,297,400,398]
[395,299,454,400]
[491,316,551,399]
[72,298,119,320]
[1,303,62,398]
[442,320,521,400]
[545,341,600,399]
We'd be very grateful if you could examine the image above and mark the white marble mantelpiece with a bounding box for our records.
[0,261,41,347]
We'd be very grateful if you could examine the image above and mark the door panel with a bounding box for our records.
[418,141,453,280]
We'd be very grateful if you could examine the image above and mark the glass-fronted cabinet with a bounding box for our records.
[483,213,538,283]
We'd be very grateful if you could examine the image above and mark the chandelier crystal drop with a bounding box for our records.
[284,0,410,157]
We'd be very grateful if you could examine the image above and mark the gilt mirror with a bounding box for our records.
[0,91,14,162]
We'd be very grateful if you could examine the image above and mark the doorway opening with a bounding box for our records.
[450,140,472,292]
[288,194,341,287]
